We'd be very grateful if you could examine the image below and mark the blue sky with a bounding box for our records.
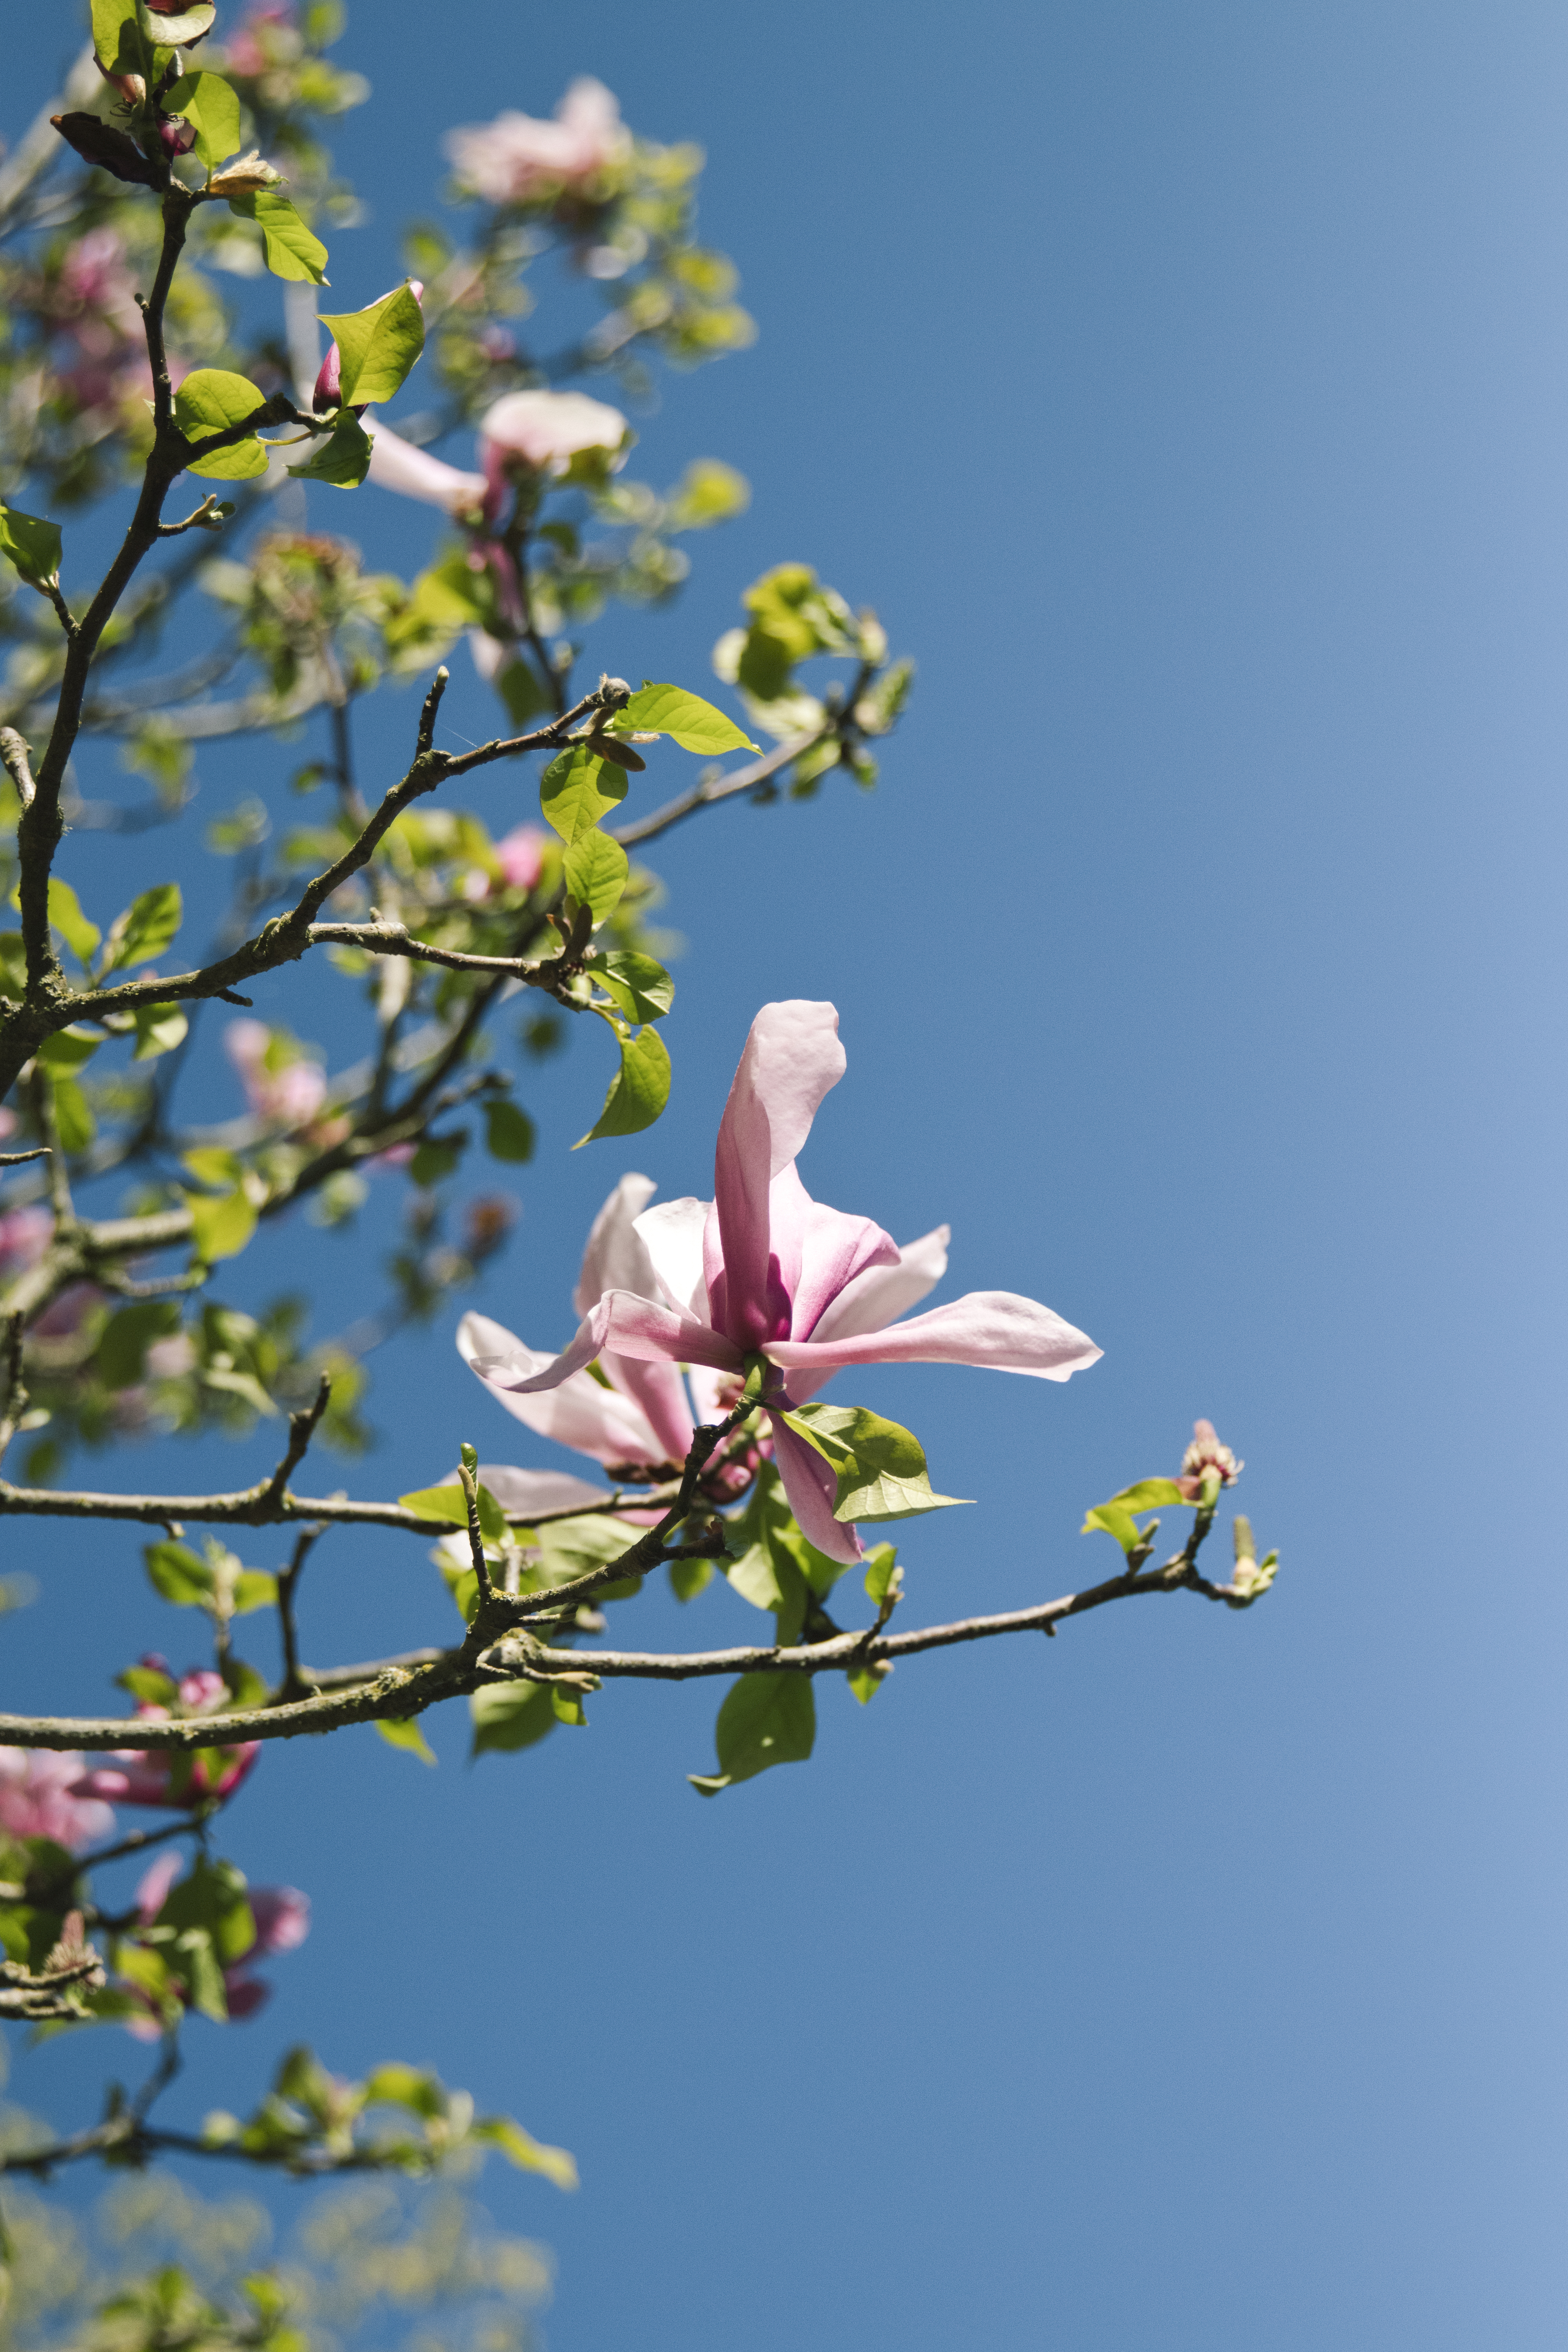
[9,1,1568,2344]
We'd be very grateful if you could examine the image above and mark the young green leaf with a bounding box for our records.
[36,1025,102,1072]
[689,1671,816,1795]
[468,2115,579,2190]
[1098,1478,1188,1511]
[617,682,759,755]
[1080,1501,1149,1555]
[470,1680,556,1758]
[174,370,272,480]
[563,827,629,925]
[376,1717,437,1766]
[550,1687,588,1727]
[43,880,99,964]
[47,1074,94,1154]
[225,191,329,285]
[186,1187,258,1263]
[98,1298,181,1390]
[483,1099,535,1164]
[131,1004,188,1060]
[862,1543,900,1604]
[100,881,181,974]
[396,1481,509,1543]
[0,503,62,592]
[286,411,373,488]
[592,949,674,1025]
[539,746,626,842]
[162,69,240,166]
[782,1403,972,1523]
[92,0,147,78]
[318,283,425,407]
[143,1539,213,1608]
[574,1023,671,1147]
[137,1,216,44]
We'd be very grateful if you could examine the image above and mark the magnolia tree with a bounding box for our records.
[0,2,1279,2328]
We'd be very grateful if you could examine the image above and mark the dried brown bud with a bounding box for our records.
[207,151,285,196]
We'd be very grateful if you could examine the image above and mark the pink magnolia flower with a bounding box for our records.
[126,1857,307,2038]
[445,80,630,206]
[0,1207,53,1280]
[493,824,548,891]
[224,1018,328,1127]
[365,417,487,514]
[31,1280,102,1341]
[250,1884,310,1952]
[469,1003,1101,1564]
[0,1749,114,1851]
[479,390,627,507]
[72,1671,260,1811]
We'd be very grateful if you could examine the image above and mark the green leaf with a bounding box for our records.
[318,283,425,407]
[92,0,147,77]
[550,1686,588,1727]
[469,2115,579,2191]
[689,1672,815,1795]
[781,1403,972,1523]
[0,503,62,592]
[408,1135,463,1187]
[530,1512,641,1595]
[847,1660,889,1705]
[100,881,181,975]
[397,1481,508,1543]
[174,369,272,481]
[187,1187,258,1263]
[137,2,216,45]
[48,1074,93,1154]
[162,69,241,166]
[862,1543,900,1604]
[376,1717,437,1766]
[181,1145,241,1188]
[592,949,673,1025]
[143,1539,213,1608]
[36,1024,102,1071]
[483,1099,535,1164]
[98,1299,181,1390]
[45,881,100,964]
[470,1680,556,1758]
[669,1555,715,1603]
[1102,1478,1189,1511]
[226,191,330,286]
[563,827,628,926]
[539,746,626,843]
[132,1004,188,1060]
[286,410,373,488]
[574,1024,671,1148]
[231,1571,278,1615]
[158,1857,254,1967]
[617,682,758,755]
[1080,1502,1147,1555]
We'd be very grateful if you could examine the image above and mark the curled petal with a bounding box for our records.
[458,1311,664,1466]
[771,1417,861,1566]
[575,1173,660,1314]
[475,1292,742,1396]
[765,1291,1102,1383]
[788,1223,951,1403]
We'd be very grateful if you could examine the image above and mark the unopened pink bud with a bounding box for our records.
[312,341,341,412]
[158,116,198,157]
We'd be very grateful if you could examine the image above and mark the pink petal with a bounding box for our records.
[458,1311,664,1466]
[600,1353,693,1464]
[771,1418,862,1566]
[136,1847,182,1923]
[709,1002,846,1349]
[788,1223,951,1403]
[475,1465,612,1517]
[766,1291,1102,1382]
[633,1196,710,1316]
[574,1173,660,1315]
[773,1167,899,1342]
[365,417,486,514]
[474,1292,741,1394]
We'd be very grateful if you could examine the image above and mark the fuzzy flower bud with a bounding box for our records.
[1176,1417,1242,1500]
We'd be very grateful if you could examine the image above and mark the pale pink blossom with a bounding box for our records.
[72,1673,260,1811]
[222,3,294,80]
[145,1333,196,1378]
[445,80,630,206]
[0,1207,53,1280]
[224,1019,328,1127]
[125,1859,306,2037]
[479,389,628,498]
[135,1848,182,1921]
[494,824,549,891]
[31,1281,102,1341]
[468,1004,1101,1563]
[250,1884,310,1952]
[365,417,486,515]
[0,1110,16,1142]
[0,1749,114,1851]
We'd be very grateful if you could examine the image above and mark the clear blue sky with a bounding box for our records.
[10,2,1568,2345]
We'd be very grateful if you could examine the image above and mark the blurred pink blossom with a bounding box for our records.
[0,1207,53,1279]
[31,1281,102,1341]
[251,1884,310,1952]
[0,1748,114,1851]
[445,80,630,206]
[223,2,294,78]
[224,1019,328,1127]
[494,824,548,891]
[365,418,486,514]
[479,389,627,501]
[0,1109,16,1142]
[135,1848,182,1922]
[72,1673,260,1811]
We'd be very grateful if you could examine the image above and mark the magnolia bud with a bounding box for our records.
[158,115,198,157]
[95,58,148,105]
[312,342,341,414]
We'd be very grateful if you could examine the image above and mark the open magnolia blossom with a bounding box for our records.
[480,388,628,490]
[465,1002,1102,1563]
[444,79,631,206]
